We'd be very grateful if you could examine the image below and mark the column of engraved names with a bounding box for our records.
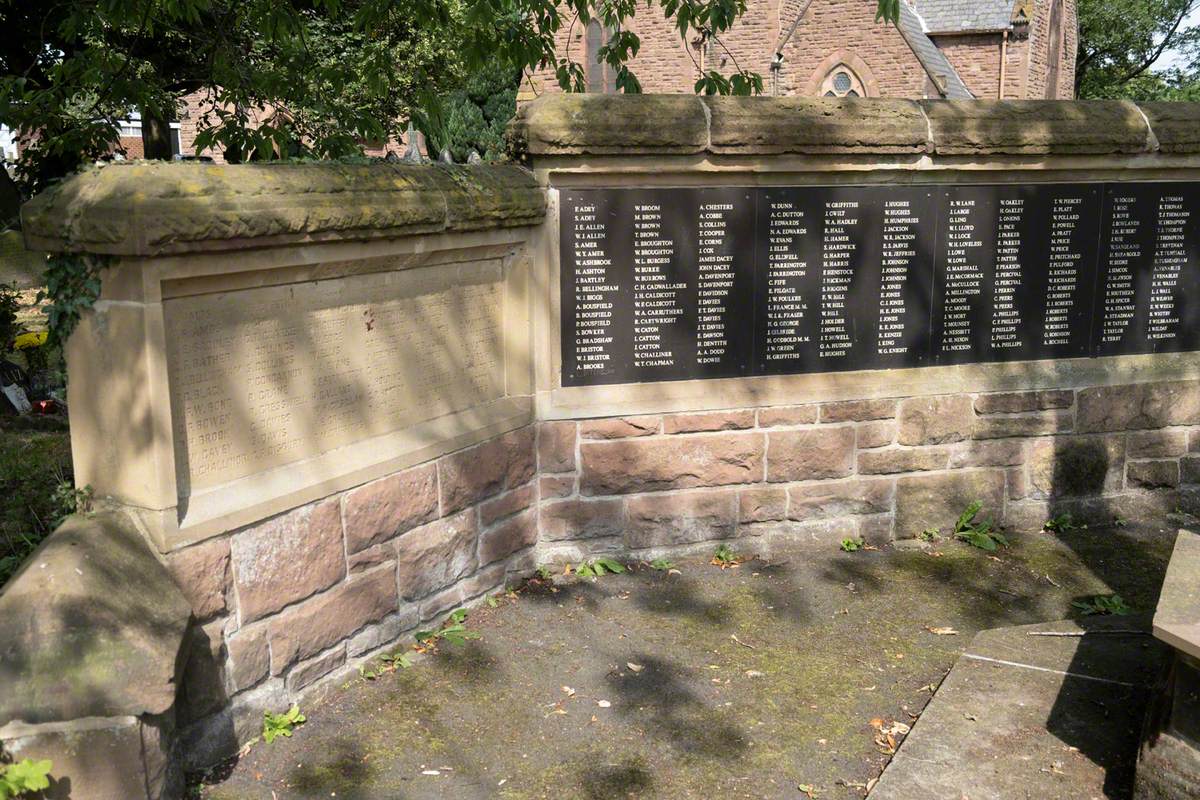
[1042,196,1085,347]
[696,201,735,364]
[941,197,986,354]
[1098,193,1139,346]
[570,202,618,374]
[763,200,810,361]
[1148,193,1190,342]
[820,200,857,358]
[633,203,682,368]
[992,197,1024,350]
[878,199,919,355]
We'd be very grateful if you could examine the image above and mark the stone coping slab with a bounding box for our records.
[1152,528,1200,660]
[0,512,192,726]
[872,617,1169,799]
[21,162,546,256]
[507,94,1195,158]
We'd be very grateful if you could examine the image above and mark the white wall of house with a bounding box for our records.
[0,126,15,162]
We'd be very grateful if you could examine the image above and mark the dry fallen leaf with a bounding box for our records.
[627,662,644,673]
[797,783,819,798]
[925,626,960,636]
[745,669,764,678]
[597,700,611,708]
[562,686,576,697]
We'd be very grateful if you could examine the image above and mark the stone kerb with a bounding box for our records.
[1137,528,1200,798]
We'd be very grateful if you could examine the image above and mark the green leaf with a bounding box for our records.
[0,759,53,795]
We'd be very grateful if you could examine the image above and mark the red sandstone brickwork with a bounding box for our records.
[170,424,539,766]
[167,377,1200,765]
[931,34,1003,98]
[530,0,1076,100]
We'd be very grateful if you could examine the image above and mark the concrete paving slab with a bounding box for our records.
[870,618,1170,800]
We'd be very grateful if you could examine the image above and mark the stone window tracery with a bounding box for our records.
[819,64,866,97]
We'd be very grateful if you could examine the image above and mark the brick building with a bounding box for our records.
[530,0,1076,100]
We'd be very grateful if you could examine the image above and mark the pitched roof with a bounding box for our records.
[896,1,976,98]
[913,0,1016,32]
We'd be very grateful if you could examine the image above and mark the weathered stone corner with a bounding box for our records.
[21,161,546,257]
[0,512,193,799]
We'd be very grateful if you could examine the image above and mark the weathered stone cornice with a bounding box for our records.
[22,162,546,257]
[508,94,1200,158]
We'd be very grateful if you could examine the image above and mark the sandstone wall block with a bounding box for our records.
[857,420,896,449]
[788,478,894,520]
[1007,467,1030,500]
[342,465,438,554]
[858,514,895,546]
[177,619,228,726]
[739,487,788,522]
[268,567,397,673]
[166,536,230,621]
[766,427,855,482]
[347,609,417,658]
[974,390,1073,414]
[1077,381,1200,433]
[479,508,538,565]
[540,498,625,541]
[894,470,1006,538]
[233,498,345,624]
[898,396,973,445]
[1128,460,1181,489]
[1029,435,1126,497]
[857,447,950,474]
[1183,456,1200,484]
[949,439,1027,468]
[480,484,535,526]
[1128,429,1189,459]
[663,410,755,434]
[757,405,819,427]
[972,410,1073,439]
[347,542,393,574]
[395,511,479,601]
[226,625,271,692]
[821,398,897,423]
[625,490,738,549]
[439,426,536,514]
[580,416,661,439]
[419,564,506,621]
[539,474,575,499]
[581,432,764,494]
[286,647,346,694]
[538,421,577,472]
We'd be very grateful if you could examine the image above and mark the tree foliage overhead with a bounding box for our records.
[3,0,857,194]
[1076,0,1200,99]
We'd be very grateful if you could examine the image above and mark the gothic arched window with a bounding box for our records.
[585,20,618,93]
[819,65,866,97]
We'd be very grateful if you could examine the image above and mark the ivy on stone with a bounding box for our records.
[38,254,110,349]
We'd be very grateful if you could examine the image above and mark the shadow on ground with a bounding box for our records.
[195,519,1178,800]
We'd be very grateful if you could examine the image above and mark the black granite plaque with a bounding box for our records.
[1093,182,1200,356]
[754,186,935,374]
[559,182,1199,388]
[931,184,1101,364]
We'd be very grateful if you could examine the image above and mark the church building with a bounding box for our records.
[531,0,1076,100]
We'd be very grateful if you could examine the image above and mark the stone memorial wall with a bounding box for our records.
[11,97,1200,791]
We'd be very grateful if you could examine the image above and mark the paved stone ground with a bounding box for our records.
[195,519,1183,800]
[871,616,1168,800]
